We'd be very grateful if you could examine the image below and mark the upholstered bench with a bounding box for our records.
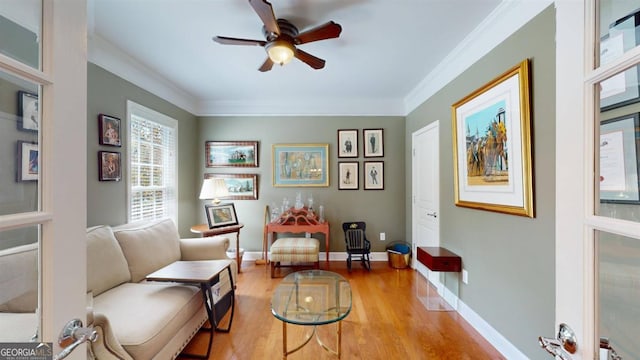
[269,237,320,277]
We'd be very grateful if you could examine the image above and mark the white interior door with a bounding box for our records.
[412,121,439,281]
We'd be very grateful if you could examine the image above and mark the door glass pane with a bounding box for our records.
[0,70,40,215]
[597,230,640,359]
[0,0,42,69]
[599,1,640,68]
[596,66,640,222]
[0,224,40,342]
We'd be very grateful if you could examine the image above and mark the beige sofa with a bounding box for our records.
[87,218,236,360]
[0,242,38,342]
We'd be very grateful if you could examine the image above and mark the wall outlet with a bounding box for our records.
[462,269,469,284]
[380,232,386,241]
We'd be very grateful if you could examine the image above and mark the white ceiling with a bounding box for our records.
[88,0,525,116]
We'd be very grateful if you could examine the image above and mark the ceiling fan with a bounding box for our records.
[213,0,342,72]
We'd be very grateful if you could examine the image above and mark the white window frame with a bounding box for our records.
[126,100,178,225]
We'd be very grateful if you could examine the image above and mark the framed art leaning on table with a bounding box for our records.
[205,203,239,229]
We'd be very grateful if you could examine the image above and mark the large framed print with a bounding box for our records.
[272,143,329,187]
[599,113,640,204]
[337,129,358,158]
[17,141,38,182]
[204,173,259,200]
[205,141,259,167]
[451,59,534,217]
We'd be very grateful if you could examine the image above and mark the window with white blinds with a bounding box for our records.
[127,101,178,224]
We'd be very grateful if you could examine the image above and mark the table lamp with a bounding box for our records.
[199,178,229,205]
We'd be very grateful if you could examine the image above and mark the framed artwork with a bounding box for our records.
[98,151,121,181]
[338,162,359,190]
[205,141,259,167]
[17,141,38,182]
[272,143,329,187]
[204,173,259,200]
[205,203,238,229]
[600,9,640,111]
[599,113,640,203]
[363,128,384,157]
[17,91,39,132]
[337,129,358,158]
[364,161,384,190]
[99,114,122,147]
[452,59,534,217]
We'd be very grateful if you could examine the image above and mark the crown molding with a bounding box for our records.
[197,98,405,117]
[88,34,198,114]
[403,0,554,114]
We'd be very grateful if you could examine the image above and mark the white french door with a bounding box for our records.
[553,1,640,359]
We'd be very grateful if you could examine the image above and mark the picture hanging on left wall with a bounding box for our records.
[99,151,121,181]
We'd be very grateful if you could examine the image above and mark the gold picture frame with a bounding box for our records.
[272,143,329,187]
[451,59,534,217]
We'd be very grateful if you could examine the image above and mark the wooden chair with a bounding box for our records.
[342,222,371,272]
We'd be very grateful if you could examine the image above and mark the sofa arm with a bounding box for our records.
[88,313,133,360]
[179,236,230,261]
[179,236,238,285]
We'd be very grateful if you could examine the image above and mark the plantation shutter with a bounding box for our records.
[128,101,178,223]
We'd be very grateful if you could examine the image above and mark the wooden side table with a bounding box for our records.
[416,246,462,311]
[191,223,245,272]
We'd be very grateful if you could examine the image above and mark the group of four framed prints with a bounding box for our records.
[337,128,384,190]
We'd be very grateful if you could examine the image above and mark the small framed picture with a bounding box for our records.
[17,91,39,132]
[338,162,359,190]
[337,129,358,158]
[17,141,38,182]
[99,151,121,181]
[205,203,239,229]
[99,114,122,147]
[364,161,384,190]
[363,128,384,157]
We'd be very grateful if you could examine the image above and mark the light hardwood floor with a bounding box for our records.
[180,261,505,359]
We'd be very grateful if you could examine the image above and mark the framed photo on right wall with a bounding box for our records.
[363,128,384,157]
[364,161,384,190]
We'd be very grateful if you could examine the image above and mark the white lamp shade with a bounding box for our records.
[199,178,229,203]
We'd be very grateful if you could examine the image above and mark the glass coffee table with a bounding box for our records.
[271,270,351,359]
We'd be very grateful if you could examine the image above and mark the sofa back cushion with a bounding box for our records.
[113,218,181,283]
[87,226,131,296]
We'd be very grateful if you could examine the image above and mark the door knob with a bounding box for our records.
[426,212,437,218]
[538,323,577,360]
[54,319,98,360]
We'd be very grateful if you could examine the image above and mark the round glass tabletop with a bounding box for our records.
[271,270,352,325]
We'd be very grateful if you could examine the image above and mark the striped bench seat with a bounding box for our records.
[269,237,320,278]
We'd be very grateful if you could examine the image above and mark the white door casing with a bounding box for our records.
[412,121,440,283]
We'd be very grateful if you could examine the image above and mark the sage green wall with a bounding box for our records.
[197,116,405,255]
[86,63,199,236]
[405,6,555,358]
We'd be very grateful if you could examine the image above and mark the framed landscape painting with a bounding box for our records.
[272,143,329,187]
[204,173,259,200]
[451,59,534,217]
[206,141,258,167]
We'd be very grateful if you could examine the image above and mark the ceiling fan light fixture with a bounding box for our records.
[266,40,295,66]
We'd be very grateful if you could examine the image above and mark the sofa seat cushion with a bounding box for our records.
[0,243,37,313]
[87,226,131,296]
[93,282,204,359]
[113,219,182,283]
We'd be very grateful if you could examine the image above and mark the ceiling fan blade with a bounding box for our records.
[248,0,280,35]
[258,58,274,72]
[213,36,266,46]
[295,21,342,45]
[295,49,326,70]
